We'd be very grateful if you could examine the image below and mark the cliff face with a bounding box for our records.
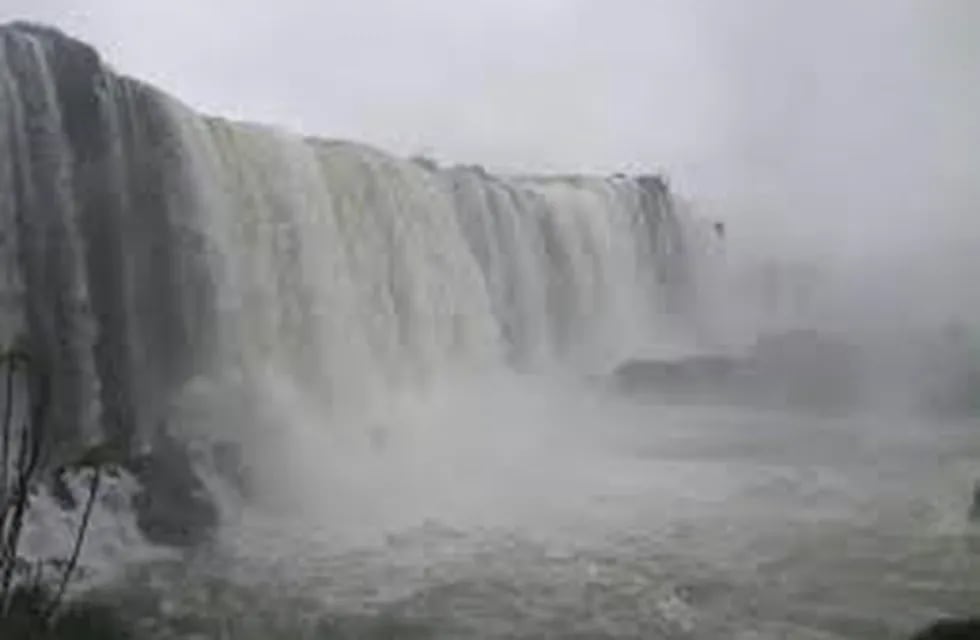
[0,23,699,456]
[1,23,214,454]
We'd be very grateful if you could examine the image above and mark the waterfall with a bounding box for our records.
[0,23,702,452]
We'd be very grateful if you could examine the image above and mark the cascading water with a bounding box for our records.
[0,22,702,453]
[3,22,974,640]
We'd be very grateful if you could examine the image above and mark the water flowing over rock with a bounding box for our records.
[2,25,976,639]
[0,22,706,527]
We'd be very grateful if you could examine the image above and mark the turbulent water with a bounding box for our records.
[0,22,706,453]
[103,392,980,639]
[1,22,978,640]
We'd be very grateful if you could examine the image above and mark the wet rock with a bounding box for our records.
[613,354,741,399]
[410,155,439,171]
[1,22,220,458]
[211,440,252,499]
[127,427,218,548]
[636,173,670,196]
[910,618,980,639]
[464,164,490,178]
[49,469,78,510]
[613,330,863,412]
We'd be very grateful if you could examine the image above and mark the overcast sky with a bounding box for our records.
[3,1,979,265]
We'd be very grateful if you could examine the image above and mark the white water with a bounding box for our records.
[2,24,978,639]
[129,385,980,638]
[0,19,710,568]
[1,22,710,445]
[166,115,704,403]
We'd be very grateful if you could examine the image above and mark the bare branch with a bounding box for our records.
[1,353,14,517]
[45,466,102,623]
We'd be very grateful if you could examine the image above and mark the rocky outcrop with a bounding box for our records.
[613,355,740,399]
[910,618,980,639]
[612,330,863,412]
[2,22,224,547]
[1,22,215,457]
[127,428,218,547]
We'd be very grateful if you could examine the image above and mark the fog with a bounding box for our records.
[3,6,980,635]
[4,1,978,335]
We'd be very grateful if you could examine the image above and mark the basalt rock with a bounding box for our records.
[1,22,218,457]
[613,330,863,412]
[910,618,980,640]
[613,354,741,399]
[127,427,218,548]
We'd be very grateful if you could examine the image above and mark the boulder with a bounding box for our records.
[127,427,218,548]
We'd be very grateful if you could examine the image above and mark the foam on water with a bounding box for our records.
[1,23,977,638]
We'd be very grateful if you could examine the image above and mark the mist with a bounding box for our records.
[2,3,979,637]
[5,0,977,331]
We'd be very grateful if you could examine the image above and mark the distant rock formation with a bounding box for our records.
[910,618,980,640]
[409,155,439,171]
[613,355,740,399]
[612,329,863,412]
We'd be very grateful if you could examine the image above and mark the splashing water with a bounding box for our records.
[1,23,977,639]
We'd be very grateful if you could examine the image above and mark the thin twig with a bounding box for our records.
[45,466,101,623]
[1,353,14,518]
[0,415,35,614]
[0,353,17,549]
[26,365,48,481]
[0,364,46,615]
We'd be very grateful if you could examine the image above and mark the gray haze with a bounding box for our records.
[3,1,979,320]
[3,10,980,636]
